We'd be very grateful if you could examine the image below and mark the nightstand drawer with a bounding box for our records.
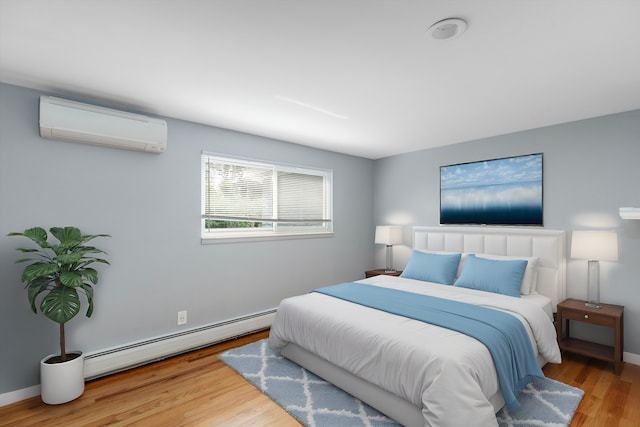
[561,308,615,327]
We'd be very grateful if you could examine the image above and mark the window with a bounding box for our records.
[201,153,333,242]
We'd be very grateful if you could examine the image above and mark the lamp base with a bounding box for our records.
[385,245,395,273]
[586,260,602,309]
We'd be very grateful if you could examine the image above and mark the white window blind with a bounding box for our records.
[201,154,332,240]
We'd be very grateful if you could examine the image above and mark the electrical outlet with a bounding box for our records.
[177,310,187,325]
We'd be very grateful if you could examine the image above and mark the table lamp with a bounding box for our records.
[571,230,618,308]
[375,226,403,272]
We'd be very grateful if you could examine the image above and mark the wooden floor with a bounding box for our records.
[1,329,639,426]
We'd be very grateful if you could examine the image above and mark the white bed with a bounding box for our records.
[268,226,566,427]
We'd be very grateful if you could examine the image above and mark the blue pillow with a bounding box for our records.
[454,254,527,298]
[400,251,461,285]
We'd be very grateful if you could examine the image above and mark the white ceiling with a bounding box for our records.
[1,1,639,159]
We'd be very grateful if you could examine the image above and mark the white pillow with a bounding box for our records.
[474,254,539,295]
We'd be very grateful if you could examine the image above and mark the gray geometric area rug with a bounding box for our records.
[220,339,584,427]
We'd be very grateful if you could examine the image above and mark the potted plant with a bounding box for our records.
[8,226,110,404]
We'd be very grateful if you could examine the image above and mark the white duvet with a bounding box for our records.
[268,275,561,427]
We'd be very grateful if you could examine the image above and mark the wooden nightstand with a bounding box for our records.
[365,269,403,278]
[556,298,624,374]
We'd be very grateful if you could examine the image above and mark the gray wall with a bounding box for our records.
[2,79,638,397]
[373,110,640,356]
[0,83,375,394]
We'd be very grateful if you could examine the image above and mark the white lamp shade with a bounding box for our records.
[375,226,403,245]
[571,231,618,261]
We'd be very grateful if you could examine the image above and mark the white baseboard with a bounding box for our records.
[84,308,276,379]
[624,351,640,366]
[0,309,276,408]
[0,385,40,408]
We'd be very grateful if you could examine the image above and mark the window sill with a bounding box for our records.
[201,231,334,244]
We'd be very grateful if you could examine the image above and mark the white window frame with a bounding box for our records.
[201,152,333,243]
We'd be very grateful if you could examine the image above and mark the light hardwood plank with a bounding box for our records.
[543,352,640,427]
[1,330,638,426]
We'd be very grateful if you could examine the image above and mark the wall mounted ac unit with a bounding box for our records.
[39,96,167,153]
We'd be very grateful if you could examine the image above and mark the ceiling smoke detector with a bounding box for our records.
[427,18,467,40]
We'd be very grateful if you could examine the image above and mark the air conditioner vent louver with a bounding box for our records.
[39,96,167,153]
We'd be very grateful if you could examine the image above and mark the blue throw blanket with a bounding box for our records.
[313,282,543,410]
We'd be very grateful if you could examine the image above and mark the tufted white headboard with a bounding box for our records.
[412,226,566,311]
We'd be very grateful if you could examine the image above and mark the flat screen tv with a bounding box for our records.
[440,153,543,226]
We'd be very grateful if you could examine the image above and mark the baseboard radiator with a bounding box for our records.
[84,308,276,380]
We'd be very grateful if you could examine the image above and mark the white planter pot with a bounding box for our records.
[40,351,85,404]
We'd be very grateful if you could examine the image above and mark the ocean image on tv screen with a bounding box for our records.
[440,154,542,225]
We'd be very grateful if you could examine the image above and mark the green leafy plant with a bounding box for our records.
[8,226,110,362]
